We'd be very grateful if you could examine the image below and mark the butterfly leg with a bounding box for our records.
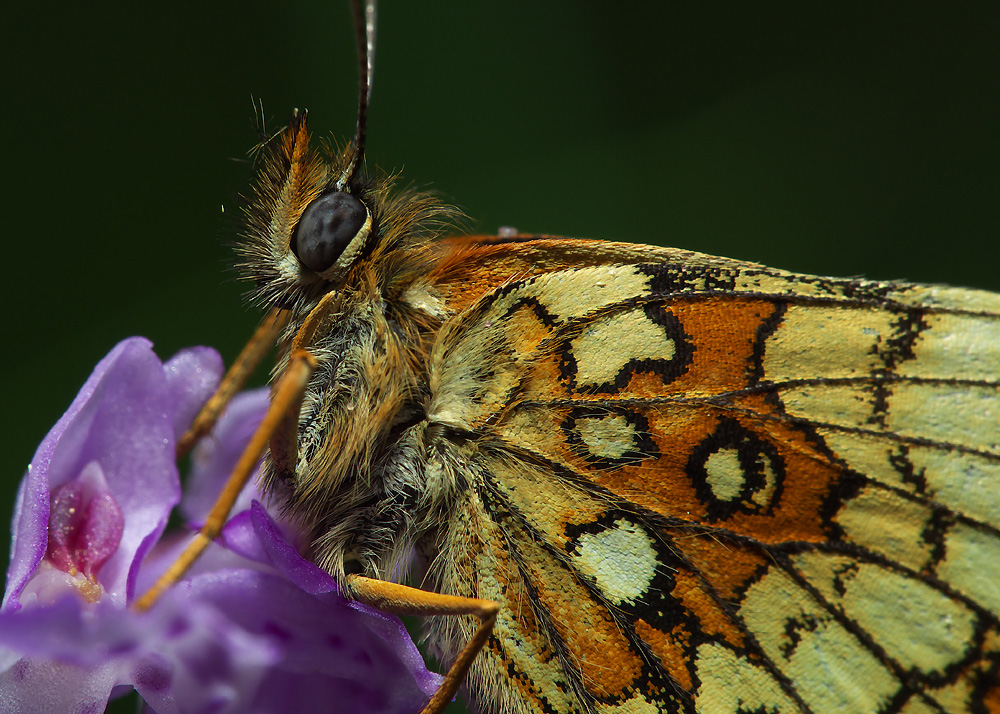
[348,575,499,714]
[176,307,289,457]
[133,344,317,611]
[138,291,347,610]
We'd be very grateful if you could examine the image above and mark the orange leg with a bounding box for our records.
[349,576,499,714]
[134,347,316,612]
[139,294,341,610]
[176,307,289,458]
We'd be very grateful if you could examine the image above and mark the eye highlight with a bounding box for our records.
[293,191,368,274]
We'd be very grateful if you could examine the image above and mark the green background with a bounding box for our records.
[2,2,999,712]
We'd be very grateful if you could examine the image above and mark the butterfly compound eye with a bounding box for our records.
[293,191,368,273]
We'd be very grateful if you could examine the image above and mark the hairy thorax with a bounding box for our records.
[260,244,474,588]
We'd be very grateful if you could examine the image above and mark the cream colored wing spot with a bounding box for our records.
[700,446,779,509]
[563,306,693,393]
[572,310,675,387]
[686,417,784,520]
[833,485,936,571]
[478,264,652,325]
[762,305,898,383]
[529,265,652,322]
[937,521,1000,618]
[562,407,660,470]
[779,384,878,432]
[911,447,1000,526]
[575,413,641,461]
[898,312,1000,381]
[702,448,746,502]
[694,642,799,713]
[740,567,899,714]
[885,382,1000,455]
[567,519,659,607]
[792,552,978,677]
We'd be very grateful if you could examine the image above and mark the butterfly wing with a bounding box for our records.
[420,236,1000,713]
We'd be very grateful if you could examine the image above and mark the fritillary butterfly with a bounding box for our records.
[9,4,1000,714]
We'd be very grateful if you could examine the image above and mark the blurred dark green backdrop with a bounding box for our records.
[2,2,999,713]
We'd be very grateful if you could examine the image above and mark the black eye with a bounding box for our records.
[293,191,367,273]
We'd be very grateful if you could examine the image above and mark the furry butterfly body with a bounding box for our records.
[236,112,1000,713]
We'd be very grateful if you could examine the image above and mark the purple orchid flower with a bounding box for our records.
[0,337,441,714]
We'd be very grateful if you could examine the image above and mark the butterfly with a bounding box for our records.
[121,3,1000,714]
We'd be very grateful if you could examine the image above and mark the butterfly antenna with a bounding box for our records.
[338,0,376,190]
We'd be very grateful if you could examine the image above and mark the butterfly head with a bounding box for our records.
[236,108,461,319]
[236,108,381,312]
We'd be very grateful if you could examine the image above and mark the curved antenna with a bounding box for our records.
[338,0,377,190]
